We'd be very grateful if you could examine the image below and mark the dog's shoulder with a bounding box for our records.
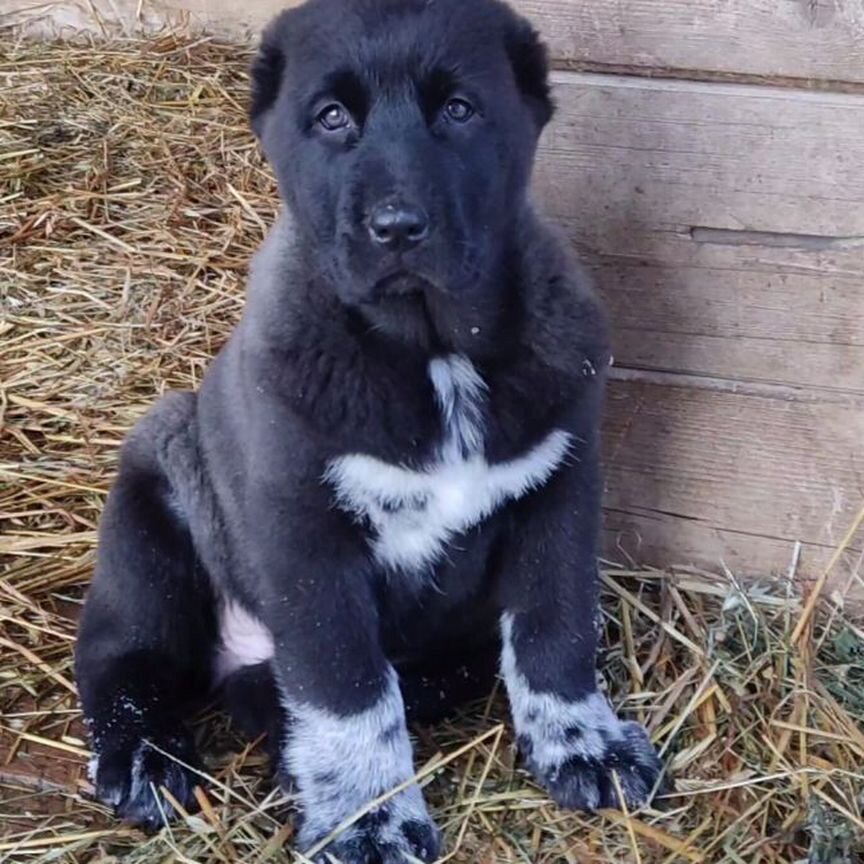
[518,214,610,382]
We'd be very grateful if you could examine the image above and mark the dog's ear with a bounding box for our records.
[250,16,288,139]
[505,17,554,130]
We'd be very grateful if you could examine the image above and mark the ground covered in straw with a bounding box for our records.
[2,35,864,864]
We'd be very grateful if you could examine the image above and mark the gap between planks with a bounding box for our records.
[549,61,864,97]
[549,69,864,106]
[608,367,864,407]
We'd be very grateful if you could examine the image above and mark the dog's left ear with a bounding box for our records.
[249,14,288,139]
[505,17,554,130]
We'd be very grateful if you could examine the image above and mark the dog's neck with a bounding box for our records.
[354,258,522,358]
[238,208,605,459]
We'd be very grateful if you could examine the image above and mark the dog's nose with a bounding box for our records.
[368,202,429,248]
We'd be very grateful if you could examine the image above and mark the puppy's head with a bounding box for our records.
[250,0,552,341]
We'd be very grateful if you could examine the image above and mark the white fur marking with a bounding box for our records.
[216,601,275,681]
[500,613,622,772]
[325,354,572,573]
[282,667,430,849]
[428,354,486,459]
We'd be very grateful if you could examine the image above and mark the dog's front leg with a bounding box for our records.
[497,398,665,812]
[252,504,440,863]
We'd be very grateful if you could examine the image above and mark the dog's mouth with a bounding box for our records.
[372,270,438,299]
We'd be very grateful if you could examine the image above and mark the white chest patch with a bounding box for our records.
[324,354,572,574]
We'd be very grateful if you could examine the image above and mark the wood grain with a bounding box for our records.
[533,73,864,393]
[512,0,864,86]
[601,378,864,579]
[601,265,864,392]
[13,0,864,89]
[540,75,864,238]
[0,0,303,37]
[601,509,861,587]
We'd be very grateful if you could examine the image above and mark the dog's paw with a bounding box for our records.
[91,731,201,831]
[514,690,665,813]
[302,796,441,864]
[530,719,664,811]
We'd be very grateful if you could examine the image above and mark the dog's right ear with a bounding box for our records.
[504,15,553,131]
[249,17,287,139]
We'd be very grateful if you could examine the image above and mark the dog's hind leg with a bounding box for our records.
[76,394,217,830]
[220,662,286,768]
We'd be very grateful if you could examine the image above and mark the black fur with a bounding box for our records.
[249,42,285,138]
[505,16,554,128]
[76,0,663,860]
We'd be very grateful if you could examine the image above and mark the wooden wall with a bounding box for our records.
[6,0,864,584]
[536,71,864,581]
[522,5,864,583]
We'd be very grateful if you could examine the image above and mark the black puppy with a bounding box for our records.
[76,0,664,860]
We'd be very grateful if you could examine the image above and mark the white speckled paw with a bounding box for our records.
[523,717,665,812]
[302,795,441,864]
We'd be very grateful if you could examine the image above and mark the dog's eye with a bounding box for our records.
[445,98,474,123]
[317,103,351,131]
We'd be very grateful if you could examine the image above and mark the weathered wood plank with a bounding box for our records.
[513,0,864,86]
[0,0,299,37]
[601,509,861,588]
[602,265,864,392]
[601,263,863,344]
[600,377,864,579]
[539,75,864,237]
[13,0,864,88]
[533,73,864,391]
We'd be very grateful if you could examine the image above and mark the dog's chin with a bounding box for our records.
[356,276,438,348]
[338,258,490,351]
[374,271,439,298]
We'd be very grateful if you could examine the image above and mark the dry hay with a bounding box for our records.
[2,34,864,864]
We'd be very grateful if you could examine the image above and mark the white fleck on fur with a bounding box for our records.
[215,601,275,682]
[118,693,143,719]
[282,667,431,849]
[325,355,572,574]
[500,613,622,771]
